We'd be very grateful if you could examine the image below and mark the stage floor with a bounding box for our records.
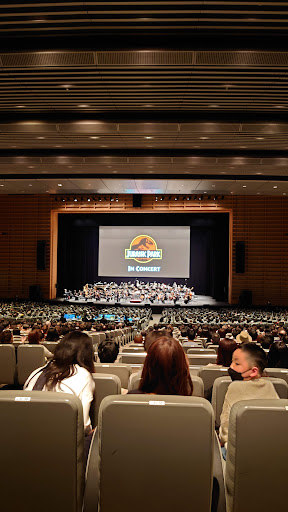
[56,295,228,308]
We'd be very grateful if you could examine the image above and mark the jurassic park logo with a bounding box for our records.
[125,235,162,263]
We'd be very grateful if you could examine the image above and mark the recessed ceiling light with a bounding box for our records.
[78,104,90,108]
[255,172,262,175]
[58,184,62,187]
[0,184,4,187]
[28,184,32,187]
[145,136,154,139]
[37,137,45,140]
[273,186,278,189]
[210,104,219,108]
[101,145,107,148]
[240,146,247,149]
[200,137,209,140]
[16,105,26,108]
[90,136,99,139]
[55,145,62,148]
[256,137,264,140]
[28,166,34,169]
[144,104,154,107]
[283,193,287,195]
[243,185,247,188]
[275,105,285,108]
[211,185,216,188]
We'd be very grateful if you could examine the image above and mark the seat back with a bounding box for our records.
[187,348,217,355]
[0,390,84,512]
[198,366,229,392]
[17,345,46,385]
[265,367,288,384]
[99,333,106,343]
[93,363,131,388]
[0,344,16,385]
[182,342,203,352]
[187,354,217,366]
[212,376,288,428]
[128,373,204,397]
[94,395,214,512]
[121,346,145,353]
[225,399,288,512]
[42,341,59,354]
[90,373,121,428]
[118,353,146,364]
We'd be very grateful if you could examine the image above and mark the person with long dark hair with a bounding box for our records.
[24,331,95,433]
[130,336,193,396]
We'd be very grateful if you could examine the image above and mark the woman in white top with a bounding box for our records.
[24,331,95,434]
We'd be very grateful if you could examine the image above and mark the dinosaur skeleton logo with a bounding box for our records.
[125,235,162,263]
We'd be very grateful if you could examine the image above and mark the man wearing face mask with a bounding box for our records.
[219,343,279,455]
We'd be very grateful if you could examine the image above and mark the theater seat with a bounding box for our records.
[0,390,85,512]
[121,346,145,353]
[225,399,288,512]
[187,348,217,355]
[0,344,16,385]
[187,354,217,366]
[84,395,214,512]
[127,372,205,397]
[199,367,229,393]
[118,352,146,364]
[90,373,121,428]
[17,344,46,385]
[212,376,288,428]
[93,363,132,388]
[42,341,59,354]
[265,367,288,384]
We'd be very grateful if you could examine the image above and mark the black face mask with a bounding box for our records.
[228,367,244,381]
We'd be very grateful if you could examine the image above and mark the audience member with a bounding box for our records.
[219,343,279,457]
[97,340,119,363]
[0,329,13,344]
[216,338,238,367]
[267,341,288,369]
[24,331,95,434]
[129,336,193,395]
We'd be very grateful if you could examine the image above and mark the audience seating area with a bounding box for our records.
[1,303,288,510]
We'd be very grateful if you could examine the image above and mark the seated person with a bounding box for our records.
[219,343,279,455]
[45,327,60,342]
[129,336,193,396]
[97,340,119,363]
[144,330,163,352]
[213,337,237,367]
[267,341,288,369]
[0,329,13,344]
[28,330,53,359]
[24,331,95,435]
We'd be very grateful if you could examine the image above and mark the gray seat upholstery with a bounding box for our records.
[99,333,106,343]
[189,365,201,376]
[90,373,121,428]
[182,342,203,352]
[225,399,288,512]
[118,352,146,364]
[0,390,85,512]
[265,367,288,384]
[199,366,229,392]
[42,341,59,353]
[84,395,214,512]
[93,363,131,388]
[17,344,46,385]
[121,346,145,353]
[0,344,16,385]
[212,376,288,428]
[187,348,217,355]
[128,372,204,397]
[187,354,217,366]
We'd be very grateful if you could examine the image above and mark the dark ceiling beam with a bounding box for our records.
[1,111,288,124]
[1,173,288,182]
[1,32,288,53]
[0,148,288,158]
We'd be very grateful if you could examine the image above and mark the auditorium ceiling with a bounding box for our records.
[0,1,288,196]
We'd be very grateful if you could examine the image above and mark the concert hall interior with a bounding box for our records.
[1,3,288,512]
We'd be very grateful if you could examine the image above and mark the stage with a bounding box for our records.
[55,295,228,311]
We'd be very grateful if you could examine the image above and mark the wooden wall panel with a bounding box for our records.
[0,194,287,305]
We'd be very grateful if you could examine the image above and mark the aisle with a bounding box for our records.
[148,313,162,327]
